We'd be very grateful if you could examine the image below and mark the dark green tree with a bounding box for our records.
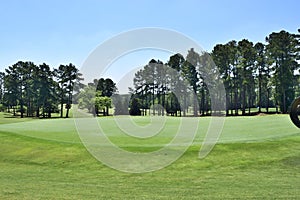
[129,97,141,116]
[4,62,27,117]
[254,42,272,113]
[0,72,4,106]
[112,94,130,115]
[266,30,299,113]
[78,85,97,114]
[96,78,116,115]
[183,48,199,116]
[55,63,79,118]
[168,53,188,116]
[37,63,57,118]
[237,39,256,115]
[166,92,180,116]
[212,43,232,115]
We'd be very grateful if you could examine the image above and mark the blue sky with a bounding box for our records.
[0,0,299,79]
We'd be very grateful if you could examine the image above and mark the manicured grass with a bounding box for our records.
[0,112,34,125]
[0,113,299,199]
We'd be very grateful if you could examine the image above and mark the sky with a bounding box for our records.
[0,0,299,91]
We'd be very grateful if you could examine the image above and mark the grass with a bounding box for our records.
[0,113,299,199]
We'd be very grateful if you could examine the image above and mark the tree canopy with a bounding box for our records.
[128,29,300,116]
[0,28,299,117]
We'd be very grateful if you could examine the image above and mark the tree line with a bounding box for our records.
[129,29,300,116]
[0,29,299,118]
[0,61,119,118]
[0,61,83,118]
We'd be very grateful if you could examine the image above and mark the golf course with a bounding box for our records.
[0,112,299,199]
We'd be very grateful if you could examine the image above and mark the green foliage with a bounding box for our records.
[2,61,81,118]
[78,85,97,113]
[0,104,5,112]
[112,94,129,115]
[210,29,300,115]
[266,30,299,113]
[3,61,58,118]
[55,63,80,118]
[129,98,141,116]
[95,96,112,116]
[96,78,117,97]
[78,86,112,116]
[165,92,180,116]
[1,28,300,118]
[0,72,4,104]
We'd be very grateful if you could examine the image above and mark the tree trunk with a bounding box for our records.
[183,95,186,117]
[193,95,198,117]
[66,108,69,118]
[27,100,30,117]
[60,101,63,118]
[258,75,262,113]
[242,85,246,115]
[106,105,109,116]
[230,88,233,115]
[13,106,16,116]
[266,88,270,113]
[248,94,251,114]
[48,109,51,118]
[36,106,40,118]
[20,101,24,118]
[201,89,205,115]
[152,87,155,116]
[162,89,165,116]
[42,106,45,118]
[226,91,229,116]
[282,87,286,113]
[234,79,239,115]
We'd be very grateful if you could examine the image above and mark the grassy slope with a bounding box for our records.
[0,114,299,199]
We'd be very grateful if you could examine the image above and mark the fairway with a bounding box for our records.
[0,114,299,199]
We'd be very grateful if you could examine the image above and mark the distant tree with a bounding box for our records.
[168,53,188,116]
[96,78,117,115]
[24,62,39,117]
[95,96,112,116]
[78,85,98,114]
[113,94,129,115]
[254,42,271,113]
[227,40,240,115]
[237,39,256,115]
[37,63,57,118]
[266,30,299,113]
[183,48,200,116]
[97,78,117,97]
[129,98,141,116]
[168,53,185,72]
[78,84,113,116]
[3,68,18,115]
[166,92,180,116]
[55,63,79,118]
[4,62,27,117]
[212,44,230,115]
[0,72,4,105]
[72,72,85,104]
[198,51,224,115]
[132,59,166,116]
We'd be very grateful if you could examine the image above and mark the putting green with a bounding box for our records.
[0,114,298,145]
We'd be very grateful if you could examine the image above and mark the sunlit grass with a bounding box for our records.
[0,113,299,199]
